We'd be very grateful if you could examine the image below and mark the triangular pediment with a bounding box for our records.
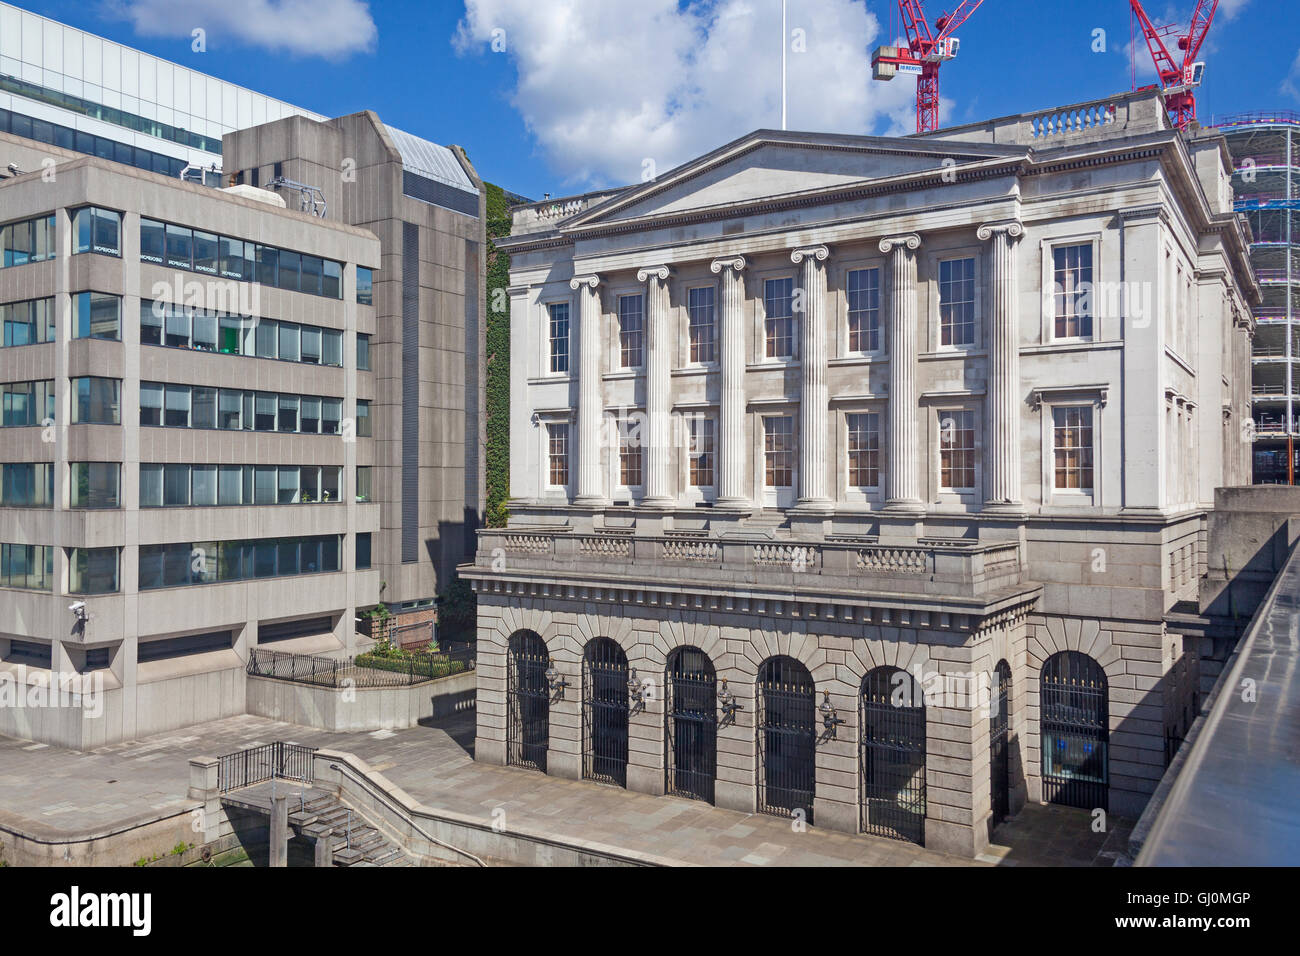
[570,132,1022,228]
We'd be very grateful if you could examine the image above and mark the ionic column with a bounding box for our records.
[880,234,923,510]
[570,273,605,506]
[978,221,1024,510]
[711,255,749,509]
[792,244,832,510]
[638,265,674,507]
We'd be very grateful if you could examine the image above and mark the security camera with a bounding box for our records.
[69,602,86,613]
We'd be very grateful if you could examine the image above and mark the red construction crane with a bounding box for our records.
[871,1,984,134]
[1130,0,1219,130]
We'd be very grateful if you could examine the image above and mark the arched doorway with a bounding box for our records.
[1041,651,1108,810]
[860,665,926,844]
[757,656,816,822]
[582,638,629,786]
[990,660,1012,827]
[665,646,717,803]
[506,631,549,772]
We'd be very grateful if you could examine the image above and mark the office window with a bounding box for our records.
[164,385,190,427]
[72,377,121,425]
[192,231,219,275]
[301,466,320,503]
[323,260,342,300]
[300,397,321,434]
[618,418,643,488]
[257,244,279,286]
[139,383,163,427]
[2,214,56,268]
[278,322,300,362]
[165,306,191,347]
[618,295,645,368]
[278,467,300,504]
[72,207,121,257]
[192,387,217,429]
[0,462,53,507]
[688,287,716,364]
[548,303,570,374]
[219,314,242,354]
[322,399,343,435]
[1053,406,1094,491]
[138,535,342,589]
[356,400,372,438]
[1053,244,1094,339]
[277,395,299,433]
[2,297,55,347]
[278,252,301,293]
[68,547,119,594]
[1,380,54,427]
[165,223,194,270]
[220,236,248,280]
[689,416,715,488]
[846,412,881,488]
[192,466,218,507]
[939,409,977,491]
[847,268,881,353]
[255,318,278,358]
[254,466,277,504]
[356,533,373,571]
[300,255,323,296]
[70,463,120,509]
[0,543,54,591]
[300,327,322,365]
[764,278,795,359]
[140,218,165,263]
[356,466,373,503]
[764,416,794,488]
[938,258,976,347]
[323,329,343,368]
[140,301,163,345]
[254,393,276,431]
[139,464,163,507]
[547,423,570,487]
[322,466,341,502]
[357,267,374,306]
[192,311,218,351]
[355,333,370,371]
[218,465,243,506]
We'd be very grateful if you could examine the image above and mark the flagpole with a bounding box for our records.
[781,0,787,130]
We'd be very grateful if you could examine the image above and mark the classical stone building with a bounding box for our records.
[462,89,1257,857]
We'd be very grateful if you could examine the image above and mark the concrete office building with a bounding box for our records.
[1215,111,1300,483]
[462,88,1257,857]
[0,9,486,747]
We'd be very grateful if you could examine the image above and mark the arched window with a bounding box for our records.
[665,647,717,803]
[582,638,629,786]
[507,630,549,772]
[757,656,816,822]
[860,665,926,845]
[1041,651,1108,810]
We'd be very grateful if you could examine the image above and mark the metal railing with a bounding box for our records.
[247,646,475,689]
[217,741,317,793]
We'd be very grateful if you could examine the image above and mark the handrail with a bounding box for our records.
[328,761,486,867]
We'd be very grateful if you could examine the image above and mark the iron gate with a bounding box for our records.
[583,638,629,786]
[507,631,549,772]
[860,666,926,844]
[665,647,717,803]
[757,657,816,823]
[990,660,1011,827]
[1041,651,1108,811]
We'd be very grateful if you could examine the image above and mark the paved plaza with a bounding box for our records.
[0,714,1132,866]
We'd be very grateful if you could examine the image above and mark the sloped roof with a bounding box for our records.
[383,124,478,196]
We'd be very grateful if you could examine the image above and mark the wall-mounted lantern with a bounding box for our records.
[545,658,570,699]
[718,678,743,725]
[627,667,646,712]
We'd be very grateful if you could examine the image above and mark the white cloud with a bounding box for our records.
[1283,47,1300,101]
[455,0,919,188]
[105,0,377,59]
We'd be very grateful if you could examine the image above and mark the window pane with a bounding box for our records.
[164,464,190,505]
[140,383,163,426]
[192,231,219,274]
[278,394,299,432]
[140,218,165,263]
[218,465,243,505]
[278,323,300,362]
[192,311,218,351]
[165,385,191,427]
[256,318,278,358]
[191,387,216,429]
[141,300,162,345]
[165,223,193,270]
[192,465,217,506]
[301,326,321,364]
[325,330,344,368]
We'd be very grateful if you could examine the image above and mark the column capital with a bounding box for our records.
[878,234,922,254]
[710,255,748,274]
[790,244,830,265]
[976,220,1024,242]
[570,273,602,291]
[636,264,674,282]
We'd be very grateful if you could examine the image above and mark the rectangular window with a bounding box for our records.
[323,260,342,300]
[846,412,880,488]
[2,214,55,268]
[300,256,323,296]
[140,301,163,346]
[764,278,795,359]
[0,543,54,591]
[300,326,322,365]
[219,314,242,355]
[278,395,299,432]
[356,533,372,570]
[164,385,191,427]
[1,380,54,427]
[357,267,374,306]
[547,423,570,487]
[618,417,643,488]
[192,231,219,275]
[191,387,216,429]
[688,287,716,364]
[192,311,218,351]
[0,462,53,508]
[165,306,190,348]
[548,303,570,374]
[254,393,276,432]
[689,416,715,488]
[278,251,301,293]
[938,258,976,347]
[165,223,193,270]
[254,466,277,505]
[220,236,248,280]
[140,218,166,264]
[764,416,794,487]
[847,268,881,353]
[618,295,645,369]
[1053,244,1094,339]
[74,292,121,340]
[70,462,120,509]
[191,465,218,506]
[321,466,340,503]
[356,466,373,503]
[939,409,977,491]
[356,400,372,438]
[139,464,163,507]
[2,297,55,347]
[72,207,121,257]
[163,464,190,506]
[73,378,121,425]
[255,318,278,359]
[355,333,370,371]
[278,467,300,504]
[257,245,279,287]
[1053,406,1094,491]
[322,399,343,435]
[300,397,321,434]
[278,323,300,362]
[218,466,243,506]
[301,466,320,503]
[69,547,119,594]
[218,390,243,430]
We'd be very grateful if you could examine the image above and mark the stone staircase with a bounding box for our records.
[295,794,413,867]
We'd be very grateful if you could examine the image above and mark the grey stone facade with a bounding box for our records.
[462,89,1258,857]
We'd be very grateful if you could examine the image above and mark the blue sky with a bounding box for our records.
[19,0,1300,199]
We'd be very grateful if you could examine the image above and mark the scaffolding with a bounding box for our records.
[1217,112,1300,483]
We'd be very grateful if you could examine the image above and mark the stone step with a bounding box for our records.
[305,795,338,812]
[334,846,364,865]
[368,846,401,865]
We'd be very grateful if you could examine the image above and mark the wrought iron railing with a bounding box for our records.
[217,741,317,793]
[247,646,475,688]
